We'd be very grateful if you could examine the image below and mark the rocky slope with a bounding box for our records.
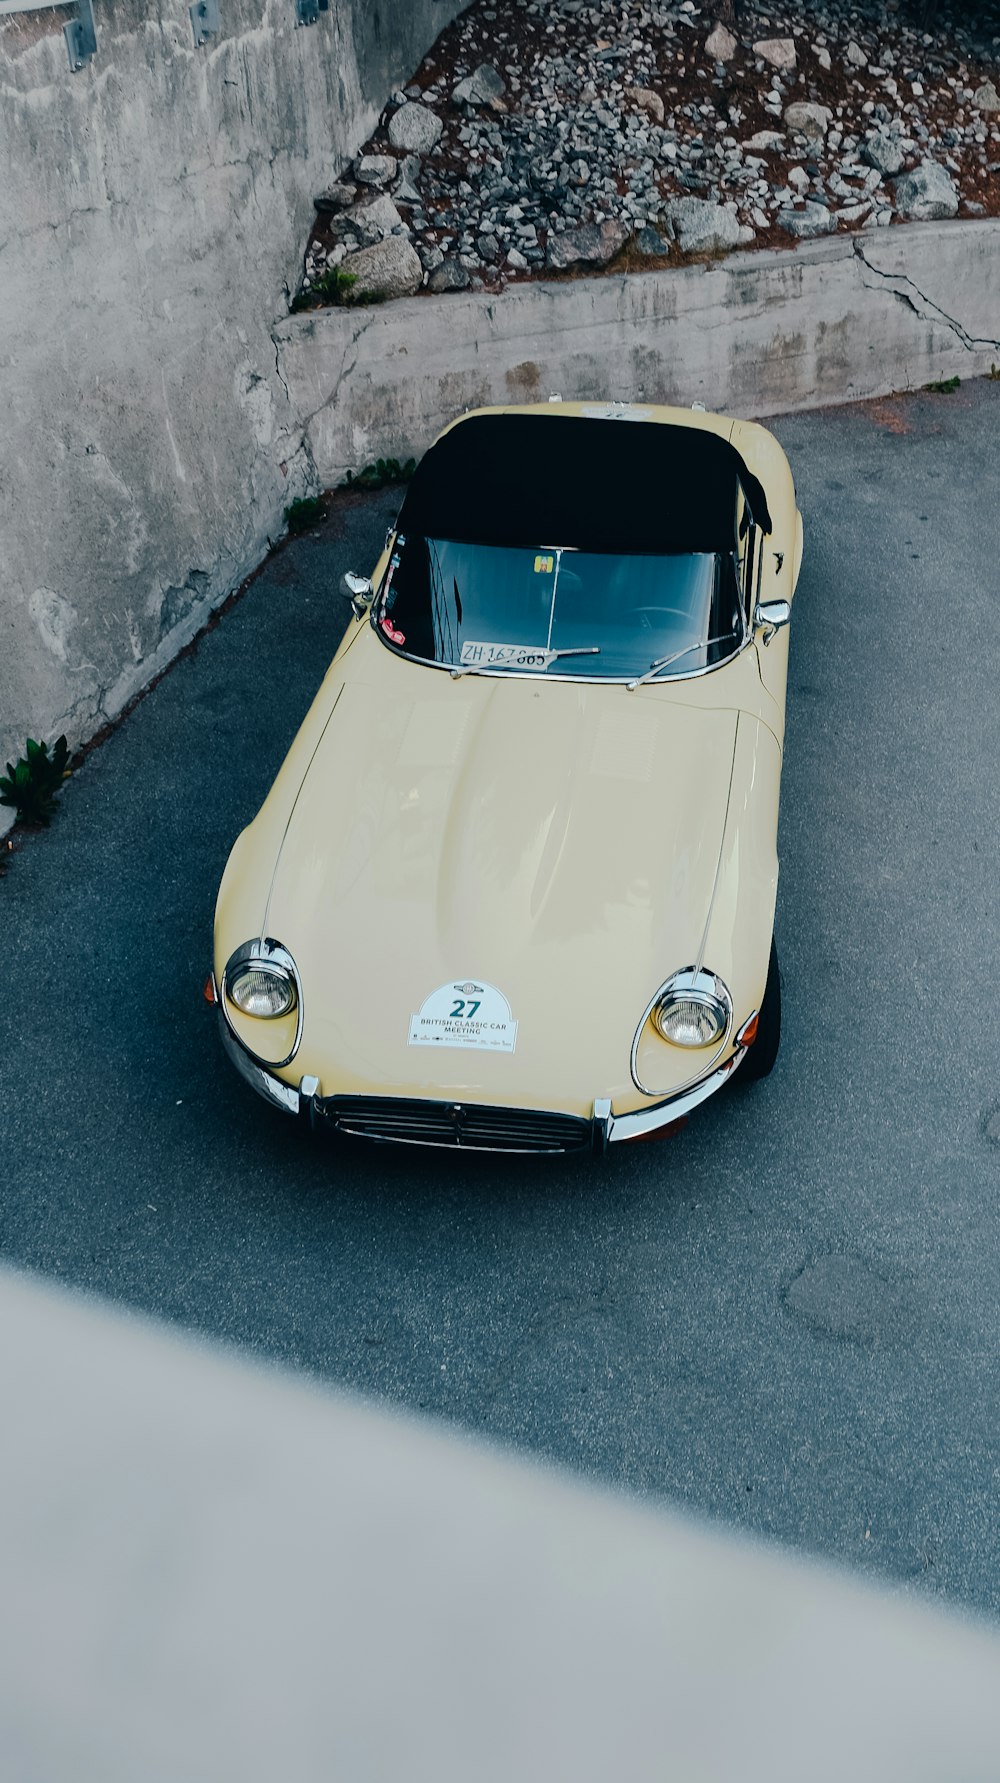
[296,0,1000,304]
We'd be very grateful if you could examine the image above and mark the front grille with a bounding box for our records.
[319,1095,592,1155]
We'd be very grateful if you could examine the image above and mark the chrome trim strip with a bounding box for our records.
[368,610,755,688]
[220,938,304,1070]
[609,1047,746,1141]
[217,1012,300,1116]
[629,967,734,1097]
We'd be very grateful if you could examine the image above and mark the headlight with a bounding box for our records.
[651,970,731,1049]
[227,961,297,1019]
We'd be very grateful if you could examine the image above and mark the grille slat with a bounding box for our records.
[320,1096,591,1154]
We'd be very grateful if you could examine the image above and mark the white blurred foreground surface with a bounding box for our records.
[1,1265,997,1783]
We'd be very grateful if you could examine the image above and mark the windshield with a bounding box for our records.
[373,537,746,681]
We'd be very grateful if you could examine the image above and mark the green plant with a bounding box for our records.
[341,457,417,491]
[290,267,359,312]
[0,735,70,826]
[285,496,326,534]
[923,375,961,394]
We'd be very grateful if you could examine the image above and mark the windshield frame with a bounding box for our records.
[369,532,756,686]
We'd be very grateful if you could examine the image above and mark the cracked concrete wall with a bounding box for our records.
[276,220,1000,488]
[0,0,465,810]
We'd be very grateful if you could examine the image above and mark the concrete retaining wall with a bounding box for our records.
[277,220,1000,486]
[0,0,465,796]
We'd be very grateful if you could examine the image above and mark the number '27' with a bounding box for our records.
[450,998,481,1019]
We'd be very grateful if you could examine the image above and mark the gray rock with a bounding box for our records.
[664,196,741,254]
[705,23,737,62]
[335,194,403,247]
[394,153,423,207]
[388,102,444,156]
[417,242,445,271]
[476,232,500,261]
[744,130,785,152]
[545,218,628,270]
[973,81,1000,113]
[635,224,670,256]
[893,160,958,220]
[452,63,505,107]
[341,235,423,301]
[784,102,831,138]
[626,85,664,124]
[861,127,906,177]
[837,200,873,224]
[314,182,356,213]
[506,246,529,269]
[778,201,836,238]
[427,258,471,293]
[355,154,397,188]
[753,38,796,71]
[845,40,868,69]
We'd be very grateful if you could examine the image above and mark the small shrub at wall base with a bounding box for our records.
[342,458,416,491]
[923,375,961,393]
[285,496,326,534]
[290,268,359,313]
[0,736,70,826]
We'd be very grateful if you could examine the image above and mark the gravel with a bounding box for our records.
[295,0,1000,306]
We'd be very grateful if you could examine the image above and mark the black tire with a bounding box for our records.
[738,937,781,1082]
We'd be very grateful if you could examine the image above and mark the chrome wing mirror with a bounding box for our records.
[341,571,374,621]
[754,599,791,647]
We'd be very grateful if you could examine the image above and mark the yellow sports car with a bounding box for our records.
[209,402,801,1155]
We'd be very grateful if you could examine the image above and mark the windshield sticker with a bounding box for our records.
[408,980,518,1053]
[533,554,555,574]
[459,640,552,670]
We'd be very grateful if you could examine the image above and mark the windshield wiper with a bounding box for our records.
[450,646,600,679]
[626,634,730,691]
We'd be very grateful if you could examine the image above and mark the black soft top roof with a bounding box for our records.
[396,412,772,554]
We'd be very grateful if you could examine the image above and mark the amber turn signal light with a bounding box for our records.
[203,974,218,1006]
[736,1011,759,1047]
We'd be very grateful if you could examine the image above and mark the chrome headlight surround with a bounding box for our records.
[221,938,304,1068]
[652,969,732,1049]
[630,968,734,1097]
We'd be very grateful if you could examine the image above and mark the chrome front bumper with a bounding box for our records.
[218,1009,749,1153]
[218,1011,300,1115]
[605,1046,747,1142]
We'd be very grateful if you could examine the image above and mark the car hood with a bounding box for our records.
[263,665,738,1110]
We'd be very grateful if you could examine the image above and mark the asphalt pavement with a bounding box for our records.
[3,384,1000,1620]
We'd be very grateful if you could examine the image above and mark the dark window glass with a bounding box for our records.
[375,538,745,681]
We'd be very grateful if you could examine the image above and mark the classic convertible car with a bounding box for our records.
[209,401,801,1154]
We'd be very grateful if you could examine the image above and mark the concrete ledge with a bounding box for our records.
[2,1264,1000,1780]
[276,220,1000,484]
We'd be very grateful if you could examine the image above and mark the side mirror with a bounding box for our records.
[754,599,791,647]
[341,571,373,621]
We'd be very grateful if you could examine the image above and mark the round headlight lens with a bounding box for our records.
[228,964,296,1019]
[653,992,727,1048]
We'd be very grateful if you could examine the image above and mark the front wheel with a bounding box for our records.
[738,937,781,1082]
